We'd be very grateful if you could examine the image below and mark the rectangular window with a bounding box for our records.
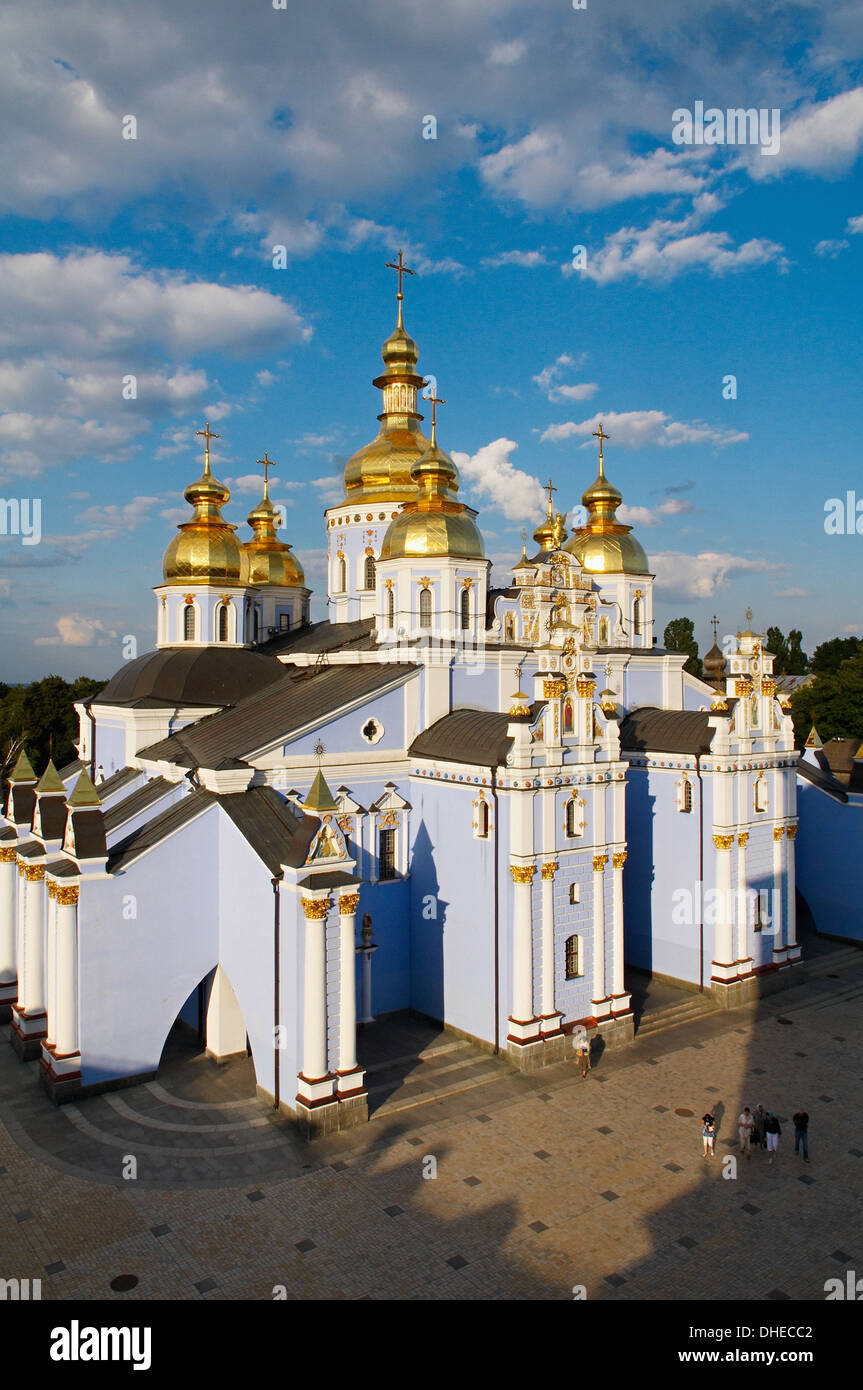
[753,894,763,932]
[279,613,290,631]
[565,935,580,979]
[379,827,397,880]
[569,882,580,905]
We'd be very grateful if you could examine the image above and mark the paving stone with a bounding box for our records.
[295,1239,316,1253]
[600,1190,620,1202]
[463,1176,481,1187]
[194,1277,217,1294]
[44,1261,66,1275]
[528,1221,548,1233]
[664,1162,683,1173]
[446,1255,469,1270]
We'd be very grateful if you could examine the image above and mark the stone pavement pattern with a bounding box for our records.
[0,952,861,1301]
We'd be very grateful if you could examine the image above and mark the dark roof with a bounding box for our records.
[108,789,216,873]
[138,662,417,768]
[0,827,16,842]
[797,755,849,803]
[619,707,714,756]
[297,870,360,891]
[256,619,376,657]
[15,840,44,860]
[410,708,515,768]
[56,758,84,780]
[45,858,81,878]
[816,737,859,785]
[92,646,285,709]
[94,766,140,799]
[219,787,318,873]
[103,778,174,833]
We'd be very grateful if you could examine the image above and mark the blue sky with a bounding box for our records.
[1,0,862,681]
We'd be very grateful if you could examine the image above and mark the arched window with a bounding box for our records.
[566,796,584,838]
[365,554,376,590]
[504,613,515,643]
[599,617,609,645]
[218,603,229,642]
[337,555,347,592]
[565,935,581,979]
[633,596,642,637]
[183,603,195,641]
[563,698,574,734]
[386,586,395,628]
[419,586,432,628]
[477,798,489,838]
[682,778,693,813]
[460,587,470,630]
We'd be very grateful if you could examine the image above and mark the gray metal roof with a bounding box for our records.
[257,618,376,657]
[103,777,174,833]
[619,706,714,756]
[410,708,515,768]
[108,789,216,872]
[94,766,140,799]
[138,662,417,768]
[797,756,849,804]
[93,645,285,709]
[218,786,318,873]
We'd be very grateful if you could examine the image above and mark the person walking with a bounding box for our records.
[738,1106,754,1158]
[765,1111,781,1164]
[792,1108,809,1161]
[575,1035,591,1080]
[702,1112,716,1159]
[752,1104,767,1151]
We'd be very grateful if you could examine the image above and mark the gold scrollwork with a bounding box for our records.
[543,679,566,699]
[738,832,749,846]
[24,864,45,882]
[712,833,734,851]
[338,892,361,914]
[592,854,608,872]
[55,885,79,907]
[612,851,627,869]
[509,863,536,884]
[0,847,17,863]
[301,897,331,919]
[773,826,785,841]
[786,824,798,840]
[541,861,558,880]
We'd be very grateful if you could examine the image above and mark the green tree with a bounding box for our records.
[664,617,702,678]
[0,675,105,788]
[810,636,862,674]
[766,626,789,672]
[785,629,807,675]
[790,646,863,744]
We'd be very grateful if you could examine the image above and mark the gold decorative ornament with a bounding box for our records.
[543,678,566,699]
[592,854,608,872]
[301,897,331,919]
[0,847,17,863]
[712,833,734,851]
[735,678,752,696]
[612,851,627,869]
[786,824,798,840]
[55,885,80,907]
[710,695,729,711]
[737,832,749,846]
[576,677,594,697]
[541,862,558,880]
[24,864,45,882]
[509,864,537,884]
[773,826,785,841]
[761,678,776,696]
[47,880,57,899]
[338,893,361,914]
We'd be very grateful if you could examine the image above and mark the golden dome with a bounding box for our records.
[378,420,485,561]
[244,480,305,588]
[162,432,246,584]
[532,480,569,552]
[564,426,649,575]
[341,281,430,505]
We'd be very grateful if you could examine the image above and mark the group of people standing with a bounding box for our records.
[700,1106,810,1164]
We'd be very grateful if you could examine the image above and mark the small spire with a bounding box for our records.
[257,450,276,501]
[545,478,557,520]
[68,768,102,808]
[303,768,339,814]
[385,250,416,331]
[520,527,528,560]
[36,759,66,795]
[8,749,36,784]
[711,614,719,643]
[592,421,609,477]
[427,386,446,448]
[804,726,822,750]
[196,421,220,476]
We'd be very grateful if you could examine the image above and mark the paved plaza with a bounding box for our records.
[0,938,861,1302]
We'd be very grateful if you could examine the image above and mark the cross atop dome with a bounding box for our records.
[385,250,416,328]
[257,450,276,499]
[592,421,609,474]
[196,421,220,473]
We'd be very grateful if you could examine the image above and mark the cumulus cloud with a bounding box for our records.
[566,210,786,285]
[34,614,118,647]
[815,238,848,258]
[651,550,778,599]
[848,214,863,234]
[451,438,546,521]
[618,497,696,526]
[540,410,747,448]
[481,249,548,269]
[481,134,707,210]
[533,354,596,403]
[748,86,863,179]
[775,587,808,598]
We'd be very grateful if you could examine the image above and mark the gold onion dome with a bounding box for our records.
[163,424,247,585]
[342,254,430,505]
[378,406,485,561]
[244,474,305,588]
[564,423,649,575]
[533,480,568,552]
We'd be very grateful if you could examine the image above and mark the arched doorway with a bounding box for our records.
[157,965,256,1099]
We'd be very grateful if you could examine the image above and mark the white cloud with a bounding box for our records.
[481,249,548,269]
[848,214,863,234]
[540,410,747,448]
[815,238,848,258]
[749,87,863,179]
[34,614,118,647]
[618,498,696,526]
[256,369,276,386]
[532,353,596,403]
[487,39,527,67]
[775,587,808,598]
[651,550,778,599]
[480,133,707,210]
[451,438,546,522]
[568,210,786,285]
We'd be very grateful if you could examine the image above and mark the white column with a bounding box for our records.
[539,862,560,1033]
[336,892,363,1091]
[712,834,736,980]
[508,863,539,1040]
[771,826,786,962]
[54,888,79,1058]
[785,824,799,957]
[301,897,329,1082]
[359,947,375,1024]
[611,851,626,999]
[591,855,608,1008]
[736,833,753,968]
[0,848,17,992]
[45,884,57,1046]
[19,865,46,1016]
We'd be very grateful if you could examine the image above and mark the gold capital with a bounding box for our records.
[592,854,608,872]
[55,885,79,906]
[301,896,331,919]
[509,863,536,884]
[786,824,798,840]
[737,832,749,846]
[543,678,566,699]
[773,825,785,842]
[338,892,361,914]
[612,851,627,869]
[712,833,734,851]
[541,861,558,880]
[24,864,45,882]
[0,847,17,863]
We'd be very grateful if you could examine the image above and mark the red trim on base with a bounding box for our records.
[336,1085,367,1101]
[294,1093,339,1112]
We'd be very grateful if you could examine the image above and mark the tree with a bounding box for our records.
[664,617,702,678]
[0,675,105,789]
[790,646,863,744]
[810,636,862,675]
[766,626,789,672]
[785,629,808,675]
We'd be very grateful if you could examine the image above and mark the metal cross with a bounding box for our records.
[711,614,719,643]
[592,421,609,466]
[196,421,219,468]
[385,250,415,302]
[257,450,276,493]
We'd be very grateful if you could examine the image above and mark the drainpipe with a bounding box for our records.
[695,753,704,993]
[491,765,500,1054]
[271,875,281,1110]
[85,701,96,781]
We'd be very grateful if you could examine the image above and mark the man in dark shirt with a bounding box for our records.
[793,1109,810,1161]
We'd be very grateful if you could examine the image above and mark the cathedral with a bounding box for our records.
[0,266,804,1135]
